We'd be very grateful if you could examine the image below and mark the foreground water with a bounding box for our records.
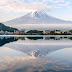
[0,36,72,72]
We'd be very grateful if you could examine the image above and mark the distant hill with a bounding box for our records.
[0,23,18,32]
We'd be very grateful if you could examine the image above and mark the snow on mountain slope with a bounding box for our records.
[4,11,72,24]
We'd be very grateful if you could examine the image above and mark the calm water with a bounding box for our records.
[0,36,72,72]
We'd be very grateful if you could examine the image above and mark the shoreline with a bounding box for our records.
[0,35,72,37]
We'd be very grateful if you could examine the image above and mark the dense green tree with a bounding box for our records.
[26,30,43,35]
[50,31,55,35]
[0,23,18,32]
[64,31,67,34]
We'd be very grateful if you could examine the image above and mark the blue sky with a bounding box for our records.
[0,0,72,22]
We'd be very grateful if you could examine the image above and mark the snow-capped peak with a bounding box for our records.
[28,11,48,18]
[4,10,72,27]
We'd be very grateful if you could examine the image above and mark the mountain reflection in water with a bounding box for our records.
[0,36,72,72]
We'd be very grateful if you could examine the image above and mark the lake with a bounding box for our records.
[0,36,72,72]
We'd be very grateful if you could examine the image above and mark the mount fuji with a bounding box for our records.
[4,11,72,30]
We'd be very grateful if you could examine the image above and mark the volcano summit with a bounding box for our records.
[4,11,72,30]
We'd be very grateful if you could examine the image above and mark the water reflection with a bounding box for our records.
[27,37,43,40]
[0,55,72,72]
[15,36,72,40]
[0,36,72,72]
[0,36,72,42]
[0,37,18,46]
[1,36,72,47]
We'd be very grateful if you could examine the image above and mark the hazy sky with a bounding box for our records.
[0,0,72,22]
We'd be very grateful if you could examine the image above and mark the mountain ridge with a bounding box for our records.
[0,23,17,32]
[4,11,72,25]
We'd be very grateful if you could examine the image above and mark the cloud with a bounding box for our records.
[0,56,70,72]
[68,6,72,9]
[0,0,61,13]
[42,0,65,3]
[0,0,71,13]
[58,2,71,6]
